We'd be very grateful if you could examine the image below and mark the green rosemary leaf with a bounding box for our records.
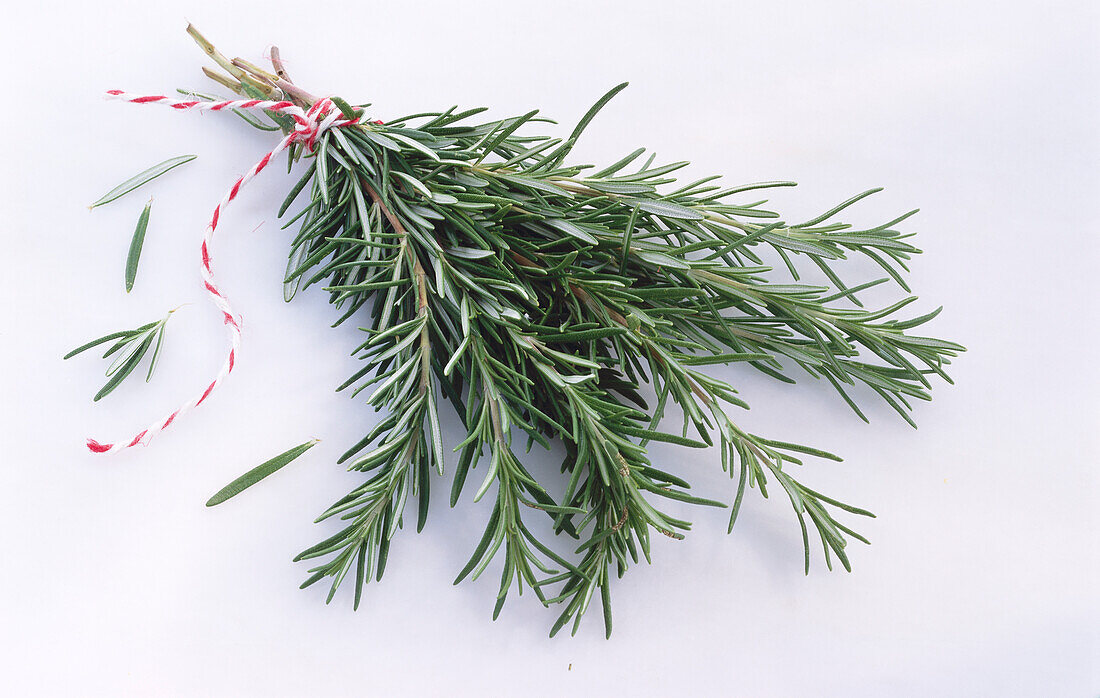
[94,337,151,401]
[600,580,613,639]
[476,109,540,163]
[386,131,441,161]
[543,218,597,245]
[496,173,572,197]
[279,161,317,217]
[454,506,502,585]
[145,319,166,382]
[89,155,196,209]
[446,247,495,260]
[361,130,401,151]
[63,330,133,360]
[643,486,727,508]
[330,96,360,120]
[538,327,625,343]
[584,181,655,194]
[206,439,319,506]
[284,243,309,302]
[591,147,646,178]
[615,426,709,448]
[391,171,432,198]
[569,82,628,143]
[678,352,772,365]
[104,328,153,377]
[125,199,152,292]
[628,198,704,220]
[794,188,883,227]
[634,249,691,269]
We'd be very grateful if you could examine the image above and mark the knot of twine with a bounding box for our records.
[88,91,375,454]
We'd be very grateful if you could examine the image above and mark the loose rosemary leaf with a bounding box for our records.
[206,440,319,506]
[125,199,152,292]
[89,155,196,209]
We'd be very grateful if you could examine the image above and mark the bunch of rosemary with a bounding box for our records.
[109,28,964,637]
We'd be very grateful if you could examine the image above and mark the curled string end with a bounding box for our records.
[86,438,112,454]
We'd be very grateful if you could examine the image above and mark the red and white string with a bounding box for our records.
[87,91,373,454]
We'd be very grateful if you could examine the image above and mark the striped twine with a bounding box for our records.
[87,91,371,454]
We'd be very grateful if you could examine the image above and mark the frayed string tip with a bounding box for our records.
[86,439,112,454]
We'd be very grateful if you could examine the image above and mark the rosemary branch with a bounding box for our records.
[168,28,964,637]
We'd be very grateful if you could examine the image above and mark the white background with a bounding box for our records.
[1,1,1096,695]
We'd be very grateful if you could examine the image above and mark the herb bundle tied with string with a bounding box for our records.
[77,26,963,638]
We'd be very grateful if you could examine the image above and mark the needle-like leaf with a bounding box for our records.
[125,199,152,292]
[89,155,196,209]
[206,439,320,506]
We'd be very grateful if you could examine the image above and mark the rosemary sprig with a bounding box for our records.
[65,310,176,401]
